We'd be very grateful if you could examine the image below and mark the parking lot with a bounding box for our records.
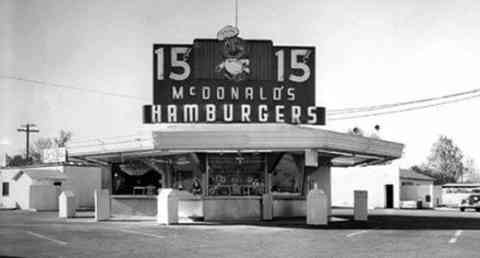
[1,208,480,257]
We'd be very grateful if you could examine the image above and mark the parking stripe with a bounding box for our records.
[448,230,463,244]
[117,228,165,239]
[25,231,68,246]
[346,230,369,238]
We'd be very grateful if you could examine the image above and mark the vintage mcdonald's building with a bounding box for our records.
[67,26,404,220]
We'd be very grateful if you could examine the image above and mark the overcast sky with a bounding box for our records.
[1,0,480,168]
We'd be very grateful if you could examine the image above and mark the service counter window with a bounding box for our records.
[207,153,266,196]
[171,154,203,195]
[112,162,165,195]
[271,154,302,195]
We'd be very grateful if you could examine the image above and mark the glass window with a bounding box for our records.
[171,154,203,195]
[271,154,302,194]
[112,162,165,195]
[2,182,9,196]
[207,153,266,196]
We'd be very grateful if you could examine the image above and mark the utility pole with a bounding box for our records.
[17,123,39,161]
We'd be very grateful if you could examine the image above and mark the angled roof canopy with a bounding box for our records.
[67,124,404,167]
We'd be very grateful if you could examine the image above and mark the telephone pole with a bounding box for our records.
[17,123,39,161]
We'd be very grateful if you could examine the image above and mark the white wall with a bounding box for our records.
[0,168,21,208]
[331,163,400,209]
[13,175,32,210]
[1,165,101,210]
[63,166,101,208]
[29,183,61,211]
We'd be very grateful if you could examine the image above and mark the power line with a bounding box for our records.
[0,75,149,102]
[327,87,480,115]
[328,93,480,121]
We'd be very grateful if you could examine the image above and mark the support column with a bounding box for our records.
[262,193,273,220]
[354,190,368,221]
[157,189,179,224]
[59,190,76,218]
[304,164,331,216]
[94,189,110,221]
[307,184,328,225]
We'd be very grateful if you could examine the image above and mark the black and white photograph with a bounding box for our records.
[1,0,480,257]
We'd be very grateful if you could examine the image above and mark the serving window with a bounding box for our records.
[206,153,266,196]
[271,154,302,195]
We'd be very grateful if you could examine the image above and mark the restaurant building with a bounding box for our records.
[66,26,404,220]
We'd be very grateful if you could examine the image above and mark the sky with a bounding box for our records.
[1,0,480,168]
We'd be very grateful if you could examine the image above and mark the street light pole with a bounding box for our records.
[17,123,39,161]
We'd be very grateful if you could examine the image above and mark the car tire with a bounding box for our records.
[476,208,480,212]
[460,208,465,212]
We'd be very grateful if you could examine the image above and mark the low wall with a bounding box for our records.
[178,198,203,218]
[273,196,306,218]
[203,196,261,220]
[110,195,309,220]
[111,195,157,216]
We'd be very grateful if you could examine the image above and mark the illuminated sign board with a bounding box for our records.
[143,26,325,125]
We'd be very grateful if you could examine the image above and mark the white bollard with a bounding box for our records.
[354,190,368,221]
[94,189,110,221]
[59,190,76,218]
[262,193,273,220]
[157,189,179,224]
[306,184,328,225]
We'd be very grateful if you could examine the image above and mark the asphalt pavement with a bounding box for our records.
[1,208,480,257]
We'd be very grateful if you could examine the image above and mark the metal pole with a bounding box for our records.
[26,124,30,161]
[235,0,238,27]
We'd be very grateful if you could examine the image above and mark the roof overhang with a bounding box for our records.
[67,124,404,167]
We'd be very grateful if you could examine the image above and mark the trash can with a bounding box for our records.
[416,200,423,209]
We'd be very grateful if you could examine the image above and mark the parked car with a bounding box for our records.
[459,194,480,212]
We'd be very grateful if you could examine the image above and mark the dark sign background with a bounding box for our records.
[144,38,325,124]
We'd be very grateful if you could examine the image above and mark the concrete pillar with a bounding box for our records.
[157,188,179,224]
[94,189,110,221]
[305,165,331,216]
[306,184,328,225]
[262,193,273,220]
[58,190,76,218]
[354,190,368,221]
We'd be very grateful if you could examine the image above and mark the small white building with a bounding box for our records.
[332,164,436,209]
[0,164,102,210]
[1,169,66,210]
[332,163,400,209]
[399,169,435,208]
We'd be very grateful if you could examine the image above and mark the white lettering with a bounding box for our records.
[259,87,267,101]
[217,87,225,100]
[151,105,162,123]
[307,106,317,124]
[289,49,311,83]
[172,86,184,99]
[287,88,295,101]
[291,105,301,124]
[189,86,196,96]
[231,87,239,100]
[258,105,268,122]
[206,104,216,122]
[167,105,177,122]
[245,87,254,100]
[224,104,234,122]
[241,104,251,122]
[275,105,285,122]
[169,47,191,80]
[183,104,199,122]
[202,86,210,100]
